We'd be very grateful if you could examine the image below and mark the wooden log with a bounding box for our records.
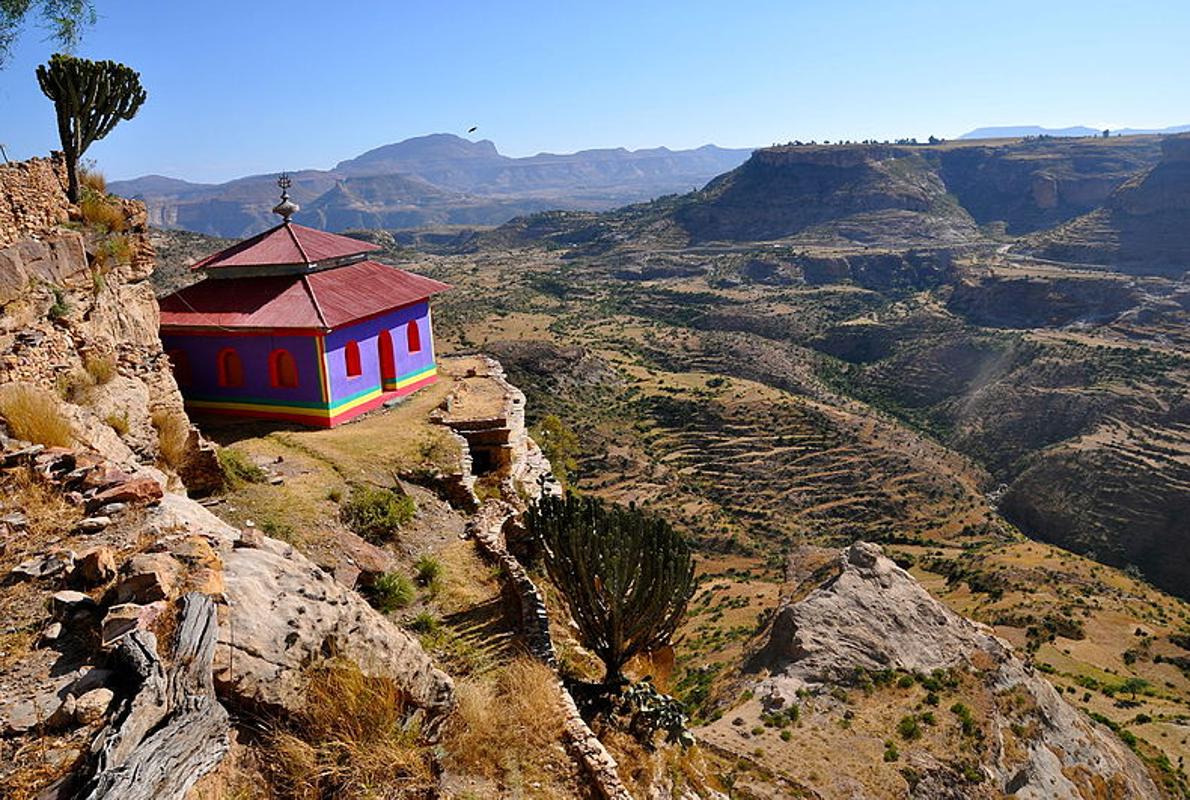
[77,593,230,800]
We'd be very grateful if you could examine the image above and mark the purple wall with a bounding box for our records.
[161,332,323,406]
[324,301,435,405]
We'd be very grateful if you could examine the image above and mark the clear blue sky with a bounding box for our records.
[1,0,1187,183]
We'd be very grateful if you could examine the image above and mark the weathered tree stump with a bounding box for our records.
[76,592,229,800]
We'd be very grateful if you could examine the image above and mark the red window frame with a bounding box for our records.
[217,347,244,388]
[406,321,422,354]
[378,330,396,382]
[269,348,299,389]
[344,340,362,378]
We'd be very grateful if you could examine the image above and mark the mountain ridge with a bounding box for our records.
[109,134,754,237]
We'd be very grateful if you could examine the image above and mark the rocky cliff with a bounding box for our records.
[673,145,979,246]
[931,136,1161,234]
[0,155,200,475]
[1031,134,1190,274]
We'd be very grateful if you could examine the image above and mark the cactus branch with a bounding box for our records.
[36,53,146,202]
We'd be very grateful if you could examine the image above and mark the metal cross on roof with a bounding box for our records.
[272,172,300,222]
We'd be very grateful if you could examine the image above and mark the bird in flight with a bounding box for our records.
[467,126,478,133]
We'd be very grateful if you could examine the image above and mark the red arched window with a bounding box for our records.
[167,349,191,387]
[378,330,396,382]
[269,349,299,388]
[217,347,244,388]
[406,321,422,354]
[344,340,362,378]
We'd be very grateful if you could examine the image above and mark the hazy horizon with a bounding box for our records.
[3,1,1189,183]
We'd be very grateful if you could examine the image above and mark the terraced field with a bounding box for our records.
[394,241,1190,792]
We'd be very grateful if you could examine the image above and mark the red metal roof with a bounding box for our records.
[160,260,450,330]
[191,222,380,271]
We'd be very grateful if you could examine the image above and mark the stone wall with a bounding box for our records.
[466,498,633,800]
[0,155,71,248]
[0,155,214,485]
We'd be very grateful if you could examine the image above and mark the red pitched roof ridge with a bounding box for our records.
[160,260,450,331]
[285,221,313,265]
[191,222,380,271]
[299,273,330,328]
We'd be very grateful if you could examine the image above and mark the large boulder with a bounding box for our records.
[148,494,454,733]
[744,542,1162,800]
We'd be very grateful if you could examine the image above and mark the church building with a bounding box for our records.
[158,178,449,427]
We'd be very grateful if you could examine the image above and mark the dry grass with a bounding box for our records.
[83,352,117,384]
[0,470,83,549]
[601,728,720,800]
[93,233,133,270]
[78,191,126,232]
[55,369,95,404]
[104,411,129,437]
[0,743,79,800]
[261,661,435,800]
[0,384,73,447]
[152,407,191,469]
[79,167,106,195]
[445,657,569,785]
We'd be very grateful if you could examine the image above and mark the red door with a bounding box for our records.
[378,330,396,385]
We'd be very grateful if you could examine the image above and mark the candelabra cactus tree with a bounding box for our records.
[527,492,695,687]
[36,53,146,202]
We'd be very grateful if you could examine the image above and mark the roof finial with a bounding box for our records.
[272,172,300,222]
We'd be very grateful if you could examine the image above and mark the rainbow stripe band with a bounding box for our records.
[381,363,438,392]
[186,365,437,428]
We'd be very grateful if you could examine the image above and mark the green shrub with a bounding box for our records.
[414,554,443,587]
[950,702,977,736]
[218,448,266,487]
[258,517,297,544]
[48,285,70,319]
[897,715,921,740]
[340,484,415,543]
[410,611,439,634]
[370,572,414,613]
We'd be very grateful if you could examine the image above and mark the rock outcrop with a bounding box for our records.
[741,543,1162,799]
[0,155,73,248]
[673,145,980,246]
[1031,133,1190,275]
[148,495,455,730]
[0,156,205,478]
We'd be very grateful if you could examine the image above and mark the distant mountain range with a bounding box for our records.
[109,134,753,237]
[960,123,1190,140]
